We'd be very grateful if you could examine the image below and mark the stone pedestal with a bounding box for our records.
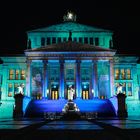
[13,94,24,118]
[117,93,128,118]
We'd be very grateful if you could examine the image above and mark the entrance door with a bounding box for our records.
[51,85,59,100]
[82,84,89,100]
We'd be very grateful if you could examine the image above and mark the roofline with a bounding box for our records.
[26,21,113,33]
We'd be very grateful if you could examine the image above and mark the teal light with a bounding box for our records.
[84,85,87,89]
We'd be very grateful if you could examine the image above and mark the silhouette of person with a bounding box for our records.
[117,83,123,94]
[17,83,24,95]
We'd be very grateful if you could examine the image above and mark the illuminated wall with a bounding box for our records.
[97,61,110,98]
[0,17,140,118]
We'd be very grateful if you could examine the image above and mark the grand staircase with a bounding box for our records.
[24,98,116,117]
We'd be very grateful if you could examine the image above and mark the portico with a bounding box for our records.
[25,41,116,100]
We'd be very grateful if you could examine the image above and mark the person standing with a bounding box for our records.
[17,83,24,95]
[117,83,123,94]
[68,86,75,100]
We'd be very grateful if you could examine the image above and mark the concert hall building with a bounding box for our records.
[0,12,140,118]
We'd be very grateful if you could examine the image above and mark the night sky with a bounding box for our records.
[0,0,140,56]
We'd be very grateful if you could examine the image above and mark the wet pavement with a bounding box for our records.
[0,117,140,140]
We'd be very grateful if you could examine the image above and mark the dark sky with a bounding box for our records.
[0,0,140,56]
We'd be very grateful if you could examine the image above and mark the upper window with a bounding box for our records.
[63,37,67,42]
[9,69,14,80]
[73,37,77,42]
[21,70,26,80]
[84,37,88,44]
[52,37,56,44]
[115,68,131,80]
[46,37,51,45]
[57,37,61,43]
[95,38,99,46]
[41,37,45,46]
[9,69,26,80]
[89,38,94,45]
[15,70,20,80]
[65,68,74,80]
[79,37,83,43]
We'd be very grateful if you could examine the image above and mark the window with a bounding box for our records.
[21,70,26,80]
[46,37,51,45]
[120,69,125,79]
[67,69,74,75]
[9,69,26,80]
[115,68,131,80]
[115,69,119,80]
[52,37,56,44]
[115,82,133,96]
[15,70,20,80]
[82,69,88,75]
[63,37,67,42]
[89,38,94,45]
[95,38,99,46]
[81,68,90,81]
[9,69,14,80]
[79,37,82,43]
[128,82,132,96]
[84,37,88,44]
[57,37,61,43]
[127,69,131,79]
[73,37,77,42]
[8,83,25,97]
[14,83,19,94]
[122,83,126,94]
[8,83,13,97]
[41,37,45,46]
[109,40,113,48]
[66,69,74,81]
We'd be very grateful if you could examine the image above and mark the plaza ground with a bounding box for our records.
[1,116,140,140]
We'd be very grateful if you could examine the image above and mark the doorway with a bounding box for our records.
[82,84,89,100]
[51,84,59,100]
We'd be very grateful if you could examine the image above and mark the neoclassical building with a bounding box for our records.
[0,12,140,118]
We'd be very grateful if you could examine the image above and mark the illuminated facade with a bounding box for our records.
[0,12,140,118]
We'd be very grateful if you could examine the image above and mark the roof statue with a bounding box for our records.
[63,11,76,22]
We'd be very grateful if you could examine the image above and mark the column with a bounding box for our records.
[26,59,31,97]
[110,59,114,97]
[90,62,94,99]
[76,60,81,98]
[59,60,64,98]
[43,60,48,99]
[93,60,98,97]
